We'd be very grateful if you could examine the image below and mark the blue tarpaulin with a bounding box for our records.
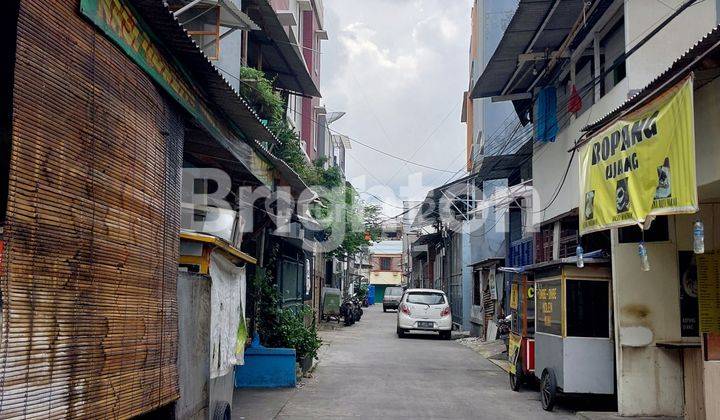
[534,86,558,142]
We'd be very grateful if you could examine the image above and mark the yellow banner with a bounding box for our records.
[579,77,698,234]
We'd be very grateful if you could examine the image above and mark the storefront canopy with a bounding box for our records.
[244,0,321,98]
[470,0,585,100]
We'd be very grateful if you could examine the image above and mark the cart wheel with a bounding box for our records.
[540,369,557,411]
[509,359,523,392]
[212,401,231,420]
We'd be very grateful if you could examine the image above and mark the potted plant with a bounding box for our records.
[278,306,322,376]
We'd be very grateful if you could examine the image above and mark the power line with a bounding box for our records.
[358,191,405,209]
[385,102,462,186]
[216,66,459,173]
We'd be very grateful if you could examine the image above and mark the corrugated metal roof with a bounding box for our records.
[582,25,720,134]
[130,0,280,146]
[245,0,322,97]
[370,240,403,255]
[470,0,585,99]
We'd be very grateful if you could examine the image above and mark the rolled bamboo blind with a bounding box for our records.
[0,1,182,417]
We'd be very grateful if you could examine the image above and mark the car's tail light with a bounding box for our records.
[400,303,411,315]
[441,306,450,317]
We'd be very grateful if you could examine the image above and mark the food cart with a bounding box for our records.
[528,257,614,411]
[501,269,535,391]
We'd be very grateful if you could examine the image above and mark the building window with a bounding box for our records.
[558,218,579,258]
[535,224,554,263]
[574,54,595,115]
[566,279,609,338]
[280,258,304,305]
[618,216,669,243]
[380,257,391,271]
[175,4,221,60]
[600,15,626,96]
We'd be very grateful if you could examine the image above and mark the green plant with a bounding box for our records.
[253,268,322,360]
[355,283,369,301]
[277,305,323,361]
[237,67,347,190]
[237,67,376,262]
[253,268,284,348]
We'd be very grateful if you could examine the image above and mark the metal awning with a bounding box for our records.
[470,0,585,100]
[498,253,610,273]
[468,257,505,269]
[174,0,260,30]
[130,0,279,146]
[410,141,533,229]
[245,0,321,97]
[180,230,258,265]
[217,0,260,30]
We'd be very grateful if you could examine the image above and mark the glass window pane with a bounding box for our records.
[566,279,609,338]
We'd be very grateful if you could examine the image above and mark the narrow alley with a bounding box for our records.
[233,306,573,419]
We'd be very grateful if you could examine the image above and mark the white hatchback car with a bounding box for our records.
[396,289,452,339]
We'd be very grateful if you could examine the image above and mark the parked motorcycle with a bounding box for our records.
[340,294,364,326]
[497,314,512,350]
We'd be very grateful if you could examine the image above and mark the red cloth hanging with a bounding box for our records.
[567,84,582,114]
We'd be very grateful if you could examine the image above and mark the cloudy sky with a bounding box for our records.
[320,0,473,217]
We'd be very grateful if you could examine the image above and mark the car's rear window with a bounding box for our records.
[406,292,445,305]
[385,287,403,296]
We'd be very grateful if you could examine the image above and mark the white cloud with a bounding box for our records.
[321,0,473,204]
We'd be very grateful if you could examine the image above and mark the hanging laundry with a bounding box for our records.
[534,86,558,142]
[568,83,582,114]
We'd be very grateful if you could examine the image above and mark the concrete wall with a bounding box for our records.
[370,254,403,285]
[534,0,717,224]
[624,0,717,92]
[695,76,720,189]
[176,272,212,420]
[469,0,518,170]
[696,74,720,419]
[607,75,720,417]
[369,271,402,286]
[611,223,684,416]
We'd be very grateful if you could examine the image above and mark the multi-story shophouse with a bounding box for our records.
[461,0,533,338]
[410,0,531,335]
[472,0,720,417]
[173,0,330,320]
[369,241,403,305]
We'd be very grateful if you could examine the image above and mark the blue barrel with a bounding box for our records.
[367,285,376,305]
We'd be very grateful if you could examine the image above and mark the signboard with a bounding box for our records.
[80,0,274,186]
[697,252,720,333]
[678,251,699,337]
[579,77,697,234]
[536,279,562,336]
[489,268,497,300]
[510,283,519,310]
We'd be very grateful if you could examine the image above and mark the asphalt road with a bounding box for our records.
[234,304,574,419]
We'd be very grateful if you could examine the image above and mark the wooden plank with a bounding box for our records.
[683,348,706,420]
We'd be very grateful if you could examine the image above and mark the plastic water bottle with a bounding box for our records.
[639,242,650,272]
[694,220,705,254]
[576,245,585,268]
